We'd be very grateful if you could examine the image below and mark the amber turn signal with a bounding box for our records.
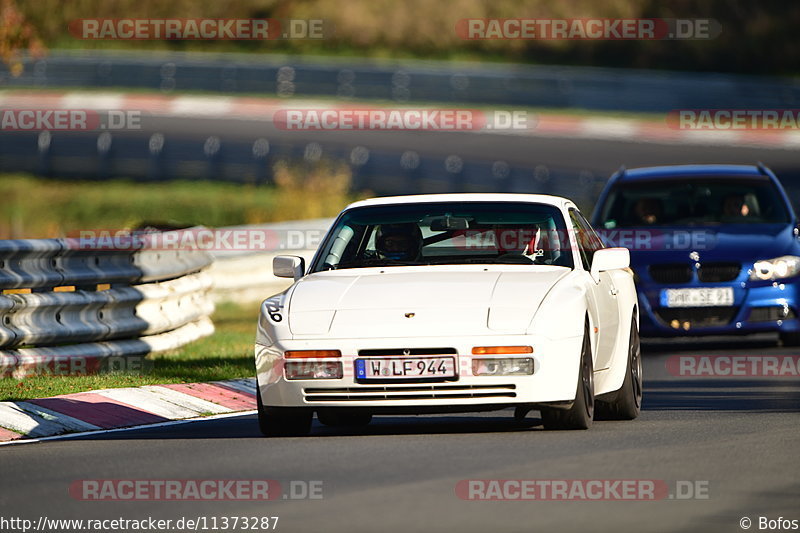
[471,346,533,355]
[284,350,342,358]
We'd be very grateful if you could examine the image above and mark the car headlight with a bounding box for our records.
[750,256,800,281]
[472,357,534,376]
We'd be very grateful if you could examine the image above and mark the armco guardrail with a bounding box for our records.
[4,50,800,111]
[0,229,215,378]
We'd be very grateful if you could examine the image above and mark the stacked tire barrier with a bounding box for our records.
[0,229,215,378]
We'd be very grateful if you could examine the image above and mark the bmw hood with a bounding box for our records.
[284,266,569,338]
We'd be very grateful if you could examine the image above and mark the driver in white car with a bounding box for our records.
[375,223,424,262]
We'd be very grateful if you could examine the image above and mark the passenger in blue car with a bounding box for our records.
[722,193,753,218]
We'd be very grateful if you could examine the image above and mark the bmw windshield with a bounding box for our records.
[597,177,792,228]
[311,201,574,272]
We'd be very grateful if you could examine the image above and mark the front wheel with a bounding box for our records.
[541,322,594,430]
[596,315,643,420]
[257,386,312,437]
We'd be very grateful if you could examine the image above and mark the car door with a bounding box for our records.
[569,209,620,371]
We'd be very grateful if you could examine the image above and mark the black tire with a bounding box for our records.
[596,315,643,421]
[317,410,372,427]
[513,406,532,422]
[257,386,312,437]
[779,331,800,347]
[541,322,594,430]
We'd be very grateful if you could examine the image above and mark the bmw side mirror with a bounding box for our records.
[273,255,305,280]
[590,248,630,282]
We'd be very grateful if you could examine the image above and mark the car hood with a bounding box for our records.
[285,266,570,338]
[603,224,799,268]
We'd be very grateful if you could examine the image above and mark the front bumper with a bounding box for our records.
[255,334,583,410]
[638,277,800,337]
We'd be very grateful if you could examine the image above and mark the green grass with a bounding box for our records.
[0,170,353,239]
[0,302,260,401]
[0,174,278,239]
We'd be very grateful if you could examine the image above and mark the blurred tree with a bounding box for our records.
[10,0,800,75]
[0,0,45,76]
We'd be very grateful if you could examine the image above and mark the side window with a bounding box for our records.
[569,209,591,270]
[570,209,605,270]
[576,211,606,254]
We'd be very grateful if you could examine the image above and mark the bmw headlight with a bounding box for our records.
[750,256,800,281]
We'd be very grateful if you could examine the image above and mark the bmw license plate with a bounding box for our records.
[661,287,734,308]
[355,357,456,380]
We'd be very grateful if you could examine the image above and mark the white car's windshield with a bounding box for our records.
[311,201,574,272]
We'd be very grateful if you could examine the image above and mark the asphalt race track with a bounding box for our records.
[1,337,799,533]
[1,120,799,533]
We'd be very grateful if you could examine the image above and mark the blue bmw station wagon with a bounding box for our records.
[591,164,800,345]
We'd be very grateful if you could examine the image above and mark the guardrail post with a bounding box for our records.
[97,132,112,180]
[444,155,464,192]
[148,133,166,181]
[252,138,272,185]
[349,146,369,191]
[337,69,356,98]
[400,151,421,193]
[204,136,222,180]
[490,160,511,193]
[391,70,411,101]
[221,65,238,92]
[36,131,52,177]
[160,63,177,92]
[531,164,554,195]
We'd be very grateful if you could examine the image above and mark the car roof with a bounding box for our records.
[343,193,577,210]
[617,164,769,182]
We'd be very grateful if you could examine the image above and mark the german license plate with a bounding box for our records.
[661,287,734,308]
[355,357,456,380]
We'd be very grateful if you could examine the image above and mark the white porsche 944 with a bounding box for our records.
[255,194,642,436]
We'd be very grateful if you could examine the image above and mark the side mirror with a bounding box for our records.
[273,255,305,280]
[590,247,630,280]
